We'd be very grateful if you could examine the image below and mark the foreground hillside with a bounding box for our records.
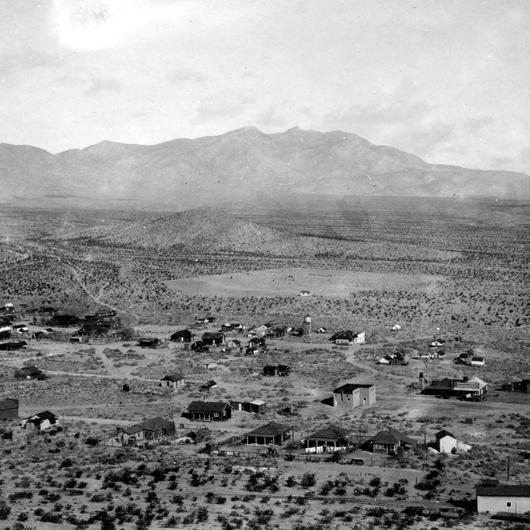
[1,127,529,209]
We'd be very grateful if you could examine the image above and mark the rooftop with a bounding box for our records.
[334,383,374,393]
[246,421,292,437]
[476,485,530,497]
[188,401,229,413]
[306,425,350,441]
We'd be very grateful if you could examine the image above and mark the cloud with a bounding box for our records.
[168,69,207,84]
[86,77,123,95]
[195,95,253,121]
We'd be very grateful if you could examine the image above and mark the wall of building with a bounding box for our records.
[477,496,530,514]
[334,388,360,408]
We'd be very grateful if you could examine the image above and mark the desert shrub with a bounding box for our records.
[0,501,11,520]
[300,473,316,488]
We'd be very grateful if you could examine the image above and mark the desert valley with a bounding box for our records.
[0,132,529,530]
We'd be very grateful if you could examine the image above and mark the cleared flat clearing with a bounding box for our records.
[166,267,443,297]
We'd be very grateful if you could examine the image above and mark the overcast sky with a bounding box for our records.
[1,0,529,173]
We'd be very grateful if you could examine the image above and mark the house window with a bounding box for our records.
[507,501,512,507]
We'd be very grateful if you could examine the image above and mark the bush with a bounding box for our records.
[301,473,316,489]
[0,501,11,520]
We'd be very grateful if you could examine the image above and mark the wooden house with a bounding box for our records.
[160,373,185,389]
[137,337,160,348]
[187,401,231,422]
[302,426,350,453]
[15,365,44,380]
[21,411,59,431]
[118,416,175,445]
[170,329,195,343]
[365,428,417,455]
[477,484,530,514]
[245,421,293,446]
[201,332,225,346]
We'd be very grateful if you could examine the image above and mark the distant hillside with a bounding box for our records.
[1,127,529,208]
[63,208,301,253]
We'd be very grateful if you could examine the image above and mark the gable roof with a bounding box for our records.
[187,401,229,413]
[306,425,350,441]
[476,485,530,497]
[161,373,184,382]
[369,428,416,446]
[24,410,58,424]
[246,421,291,437]
[137,417,173,431]
[436,429,456,440]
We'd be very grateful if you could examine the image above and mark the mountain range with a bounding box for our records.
[1,126,529,208]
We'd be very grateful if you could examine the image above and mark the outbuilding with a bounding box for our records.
[476,484,530,514]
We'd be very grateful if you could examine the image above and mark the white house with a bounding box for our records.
[477,484,530,514]
[468,356,485,367]
[391,324,401,331]
[353,332,365,344]
[434,430,471,454]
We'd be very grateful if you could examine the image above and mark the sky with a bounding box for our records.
[0,0,529,173]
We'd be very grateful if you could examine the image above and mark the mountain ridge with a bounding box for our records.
[1,126,528,208]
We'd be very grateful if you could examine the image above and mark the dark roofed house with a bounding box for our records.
[245,421,293,445]
[170,329,195,343]
[201,332,225,346]
[303,425,350,453]
[21,411,58,431]
[187,401,231,422]
[137,337,160,348]
[118,416,175,445]
[160,373,185,389]
[476,484,530,514]
[365,428,417,455]
[263,365,291,377]
[333,383,376,407]
[0,340,27,351]
[15,365,44,380]
[0,398,19,420]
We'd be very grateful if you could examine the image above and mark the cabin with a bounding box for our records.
[423,376,488,400]
[245,421,293,445]
[330,330,365,345]
[249,336,266,348]
[201,332,225,346]
[187,401,231,422]
[263,365,291,377]
[137,337,160,348]
[190,341,209,353]
[48,314,80,326]
[434,430,471,454]
[0,340,27,351]
[247,325,268,338]
[300,290,311,297]
[200,380,218,392]
[502,379,530,393]
[302,426,350,453]
[468,356,485,366]
[118,417,175,445]
[15,365,44,380]
[170,329,195,343]
[226,339,241,350]
[333,383,376,408]
[476,484,530,514]
[231,399,267,414]
[21,411,59,431]
[365,429,417,455]
[160,373,185,389]
[0,398,19,420]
